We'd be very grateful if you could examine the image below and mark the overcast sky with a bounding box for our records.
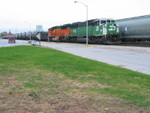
[0,0,150,33]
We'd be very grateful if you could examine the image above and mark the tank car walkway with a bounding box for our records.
[41,42,150,75]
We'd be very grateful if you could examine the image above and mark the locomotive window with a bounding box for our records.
[51,27,55,30]
[70,22,79,28]
[107,20,111,23]
[96,21,99,25]
[92,21,99,26]
[70,24,78,28]
[88,19,97,26]
[88,21,93,26]
[101,20,106,24]
[78,22,86,27]
[74,24,78,28]
[111,20,115,22]
[61,26,66,29]
[62,24,71,29]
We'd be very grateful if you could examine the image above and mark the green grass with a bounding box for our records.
[0,45,150,108]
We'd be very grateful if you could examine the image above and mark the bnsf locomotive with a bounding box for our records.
[48,19,121,44]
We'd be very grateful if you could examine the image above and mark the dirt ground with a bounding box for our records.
[0,74,149,113]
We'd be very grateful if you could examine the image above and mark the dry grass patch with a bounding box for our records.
[0,46,149,113]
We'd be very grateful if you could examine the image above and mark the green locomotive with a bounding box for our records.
[48,18,121,44]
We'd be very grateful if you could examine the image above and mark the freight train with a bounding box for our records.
[4,15,150,44]
[48,18,121,44]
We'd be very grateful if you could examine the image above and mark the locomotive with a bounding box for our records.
[48,19,121,44]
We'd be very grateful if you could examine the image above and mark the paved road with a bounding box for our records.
[0,39,28,47]
[1,39,150,75]
[41,42,150,75]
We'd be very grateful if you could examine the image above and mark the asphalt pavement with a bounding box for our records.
[41,42,150,75]
[0,39,28,47]
[0,39,150,75]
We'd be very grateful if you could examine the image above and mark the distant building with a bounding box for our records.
[36,25,43,32]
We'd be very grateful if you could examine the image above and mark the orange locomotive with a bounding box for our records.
[48,25,71,42]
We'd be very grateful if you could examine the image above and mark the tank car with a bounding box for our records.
[25,32,32,40]
[16,33,21,39]
[36,32,48,41]
[26,32,37,40]
[31,32,37,40]
[22,32,27,40]
[116,15,150,41]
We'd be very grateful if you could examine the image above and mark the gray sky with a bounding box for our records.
[0,0,150,33]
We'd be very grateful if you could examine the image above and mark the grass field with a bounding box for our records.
[0,46,150,113]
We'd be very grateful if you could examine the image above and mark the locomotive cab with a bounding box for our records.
[99,19,121,44]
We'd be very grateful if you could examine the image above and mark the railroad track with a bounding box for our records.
[57,41,150,47]
[119,41,150,47]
